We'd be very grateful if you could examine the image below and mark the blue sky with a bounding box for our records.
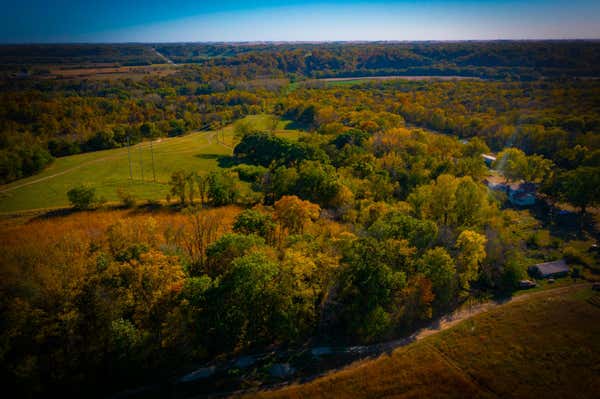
[2,1,600,43]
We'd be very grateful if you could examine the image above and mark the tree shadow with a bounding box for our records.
[284,120,310,131]
[29,207,78,222]
[193,153,238,168]
[194,153,221,160]
[490,290,515,304]
[217,155,238,168]
[531,200,597,241]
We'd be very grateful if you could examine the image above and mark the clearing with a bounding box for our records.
[0,115,305,213]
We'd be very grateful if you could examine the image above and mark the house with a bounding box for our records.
[528,259,569,278]
[507,182,536,206]
[482,154,496,167]
[485,178,537,206]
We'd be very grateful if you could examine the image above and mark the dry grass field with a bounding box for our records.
[239,285,599,399]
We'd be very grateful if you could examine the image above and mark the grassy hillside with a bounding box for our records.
[240,285,599,399]
[0,115,304,213]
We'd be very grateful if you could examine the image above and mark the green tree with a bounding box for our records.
[210,252,291,349]
[337,238,407,342]
[169,170,188,205]
[268,166,298,202]
[501,256,526,291]
[233,209,276,241]
[494,148,527,182]
[521,154,553,183]
[206,233,265,277]
[462,137,490,158]
[207,170,237,206]
[430,174,459,225]
[455,177,487,227]
[419,247,456,308]
[295,161,341,207]
[558,166,600,218]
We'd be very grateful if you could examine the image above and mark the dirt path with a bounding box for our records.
[191,283,588,399]
[0,152,124,194]
[368,283,584,355]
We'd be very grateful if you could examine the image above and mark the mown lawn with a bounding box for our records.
[240,285,599,399]
[0,115,305,213]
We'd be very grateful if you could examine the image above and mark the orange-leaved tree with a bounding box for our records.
[274,195,320,236]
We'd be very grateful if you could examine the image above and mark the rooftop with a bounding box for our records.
[532,259,569,277]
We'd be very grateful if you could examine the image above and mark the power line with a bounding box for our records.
[127,135,133,180]
[150,139,156,182]
[139,141,144,182]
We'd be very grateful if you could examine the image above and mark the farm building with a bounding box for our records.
[485,178,537,206]
[482,154,496,167]
[528,259,569,278]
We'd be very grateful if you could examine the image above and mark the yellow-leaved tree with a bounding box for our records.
[456,229,487,293]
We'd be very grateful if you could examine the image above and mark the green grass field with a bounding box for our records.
[242,285,599,399]
[0,115,306,213]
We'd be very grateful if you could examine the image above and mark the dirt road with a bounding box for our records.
[178,283,588,399]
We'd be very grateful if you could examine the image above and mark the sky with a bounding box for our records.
[2,0,600,43]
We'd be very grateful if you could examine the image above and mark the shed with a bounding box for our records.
[528,259,569,278]
[482,154,496,167]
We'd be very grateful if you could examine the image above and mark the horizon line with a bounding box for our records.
[2,38,600,46]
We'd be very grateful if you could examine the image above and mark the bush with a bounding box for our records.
[116,187,137,208]
[67,184,98,210]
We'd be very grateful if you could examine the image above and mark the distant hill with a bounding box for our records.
[3,41,599,79]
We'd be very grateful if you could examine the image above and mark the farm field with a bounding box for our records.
[318,75,483,83]
[45,63,178,80]
[0,115,305,213]
[241,285,600,399]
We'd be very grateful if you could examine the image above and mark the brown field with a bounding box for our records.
[38,64,178,80]
[239,285,599,399]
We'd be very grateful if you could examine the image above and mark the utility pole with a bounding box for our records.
[150,139,156,182]
[139,142,144,182]
[127,135,133,180]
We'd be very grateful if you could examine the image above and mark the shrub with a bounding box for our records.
[67,184,98,210]
[116,187,137,208]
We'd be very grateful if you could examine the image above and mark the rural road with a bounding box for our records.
[152,48,176,65]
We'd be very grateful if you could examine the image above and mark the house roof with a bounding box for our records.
[533,259,569,276]
[508,182,536,193]
[512,191,535,200]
